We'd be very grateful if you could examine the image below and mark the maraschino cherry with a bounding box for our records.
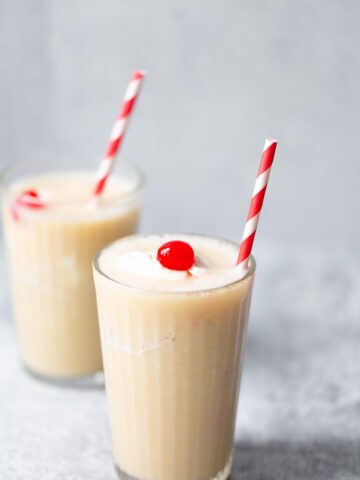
[16,190,45,209]
[11,189,46,221]
[157,240,195,271]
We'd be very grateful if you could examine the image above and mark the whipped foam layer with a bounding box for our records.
[7,171,139,221]
[116,251,208,282]
[96,234,251,292]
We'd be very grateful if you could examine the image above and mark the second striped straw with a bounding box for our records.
[93,70,146,197]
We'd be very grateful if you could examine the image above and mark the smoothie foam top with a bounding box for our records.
[96,234,252,292]
[6,171,140,220]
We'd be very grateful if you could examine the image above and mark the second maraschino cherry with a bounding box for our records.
[16,190,45,209]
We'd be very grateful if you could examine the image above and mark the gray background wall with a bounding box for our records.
[1,0,359,259]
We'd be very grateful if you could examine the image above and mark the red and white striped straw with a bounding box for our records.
[93,70,146,197]
[236,139,278,269]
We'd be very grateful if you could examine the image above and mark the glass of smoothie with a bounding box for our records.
[93,234,255,480]
[1,161,144,385]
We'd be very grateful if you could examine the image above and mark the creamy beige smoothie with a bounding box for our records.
[1,165,143,381]
[93,234,255,480]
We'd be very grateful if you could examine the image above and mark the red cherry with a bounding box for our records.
[16,189,45,209]
[23,190,39,198]
[157,240,195,271]
[11,189,46,222]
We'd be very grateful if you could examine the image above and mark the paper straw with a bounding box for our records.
[93,70,146,197]
[236,139,278,269]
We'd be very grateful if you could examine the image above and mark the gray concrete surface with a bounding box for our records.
[1,246,359,479]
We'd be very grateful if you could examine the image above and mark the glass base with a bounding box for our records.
[24,364,105,389]
[115,455,232,480]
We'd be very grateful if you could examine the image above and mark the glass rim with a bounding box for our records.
[93,233,256,296]
[0,161,145,209]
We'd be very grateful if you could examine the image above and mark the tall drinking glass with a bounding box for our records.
[93,234,255,480]
[1,162,144,385]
